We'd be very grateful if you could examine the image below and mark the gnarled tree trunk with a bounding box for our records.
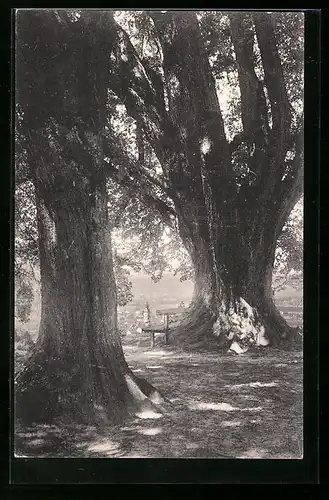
[170,219,301,349]
[15,169,166,425]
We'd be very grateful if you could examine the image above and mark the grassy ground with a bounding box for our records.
[15,329,303,459]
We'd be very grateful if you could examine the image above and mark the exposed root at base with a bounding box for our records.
[125,371,172,420]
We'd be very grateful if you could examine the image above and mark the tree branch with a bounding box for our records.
[106,13,169,162]
[104,138,173,199]
[151,11,227,146]
[103,159,176,228]
[278,124,304,206]
[229,13,270,137]
[253,13,291,138]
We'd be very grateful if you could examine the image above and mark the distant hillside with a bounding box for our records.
[127,272,302,309]
[128,272,194,310]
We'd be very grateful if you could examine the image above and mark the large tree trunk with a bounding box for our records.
[170,208,301,350]
[15,171,166,426]
[15,10,167,427]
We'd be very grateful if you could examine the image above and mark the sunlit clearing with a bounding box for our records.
[221,421,242,428]
[226,381,278,389]
[138,427,163,436]
[189,402,238,411]
[136,410,162,420]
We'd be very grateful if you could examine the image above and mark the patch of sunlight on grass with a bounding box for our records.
[75,424,96,432]
[138,427,163,436]
[188,401,264,412]
[126,453,148,458]
[186,442,199,450]
[226,381,278,389]
[17,431,41,438]
[237,448,267,458]
[250,419,262,423]
[189,402,238,411]
[83,439,121,455]
[136,409,162,420]
[277,452,303,459]
[240,406,264,412]
[221,420,242,428]
[145,350,174,357]
[275,363,288,367]
[146,365,163,369]
[132,368,143,373]
[28,438,46,446]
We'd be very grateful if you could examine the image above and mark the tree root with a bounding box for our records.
[124,371,172,420]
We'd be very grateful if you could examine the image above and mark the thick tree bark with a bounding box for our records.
[170,217,300,348]
[170,205,301,350]
[15,168,167,425]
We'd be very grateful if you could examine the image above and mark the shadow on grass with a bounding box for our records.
[15,338,303,459]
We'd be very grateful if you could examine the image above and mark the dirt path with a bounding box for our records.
[15,332,303,458]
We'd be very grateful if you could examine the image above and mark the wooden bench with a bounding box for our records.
[142,306,187,348]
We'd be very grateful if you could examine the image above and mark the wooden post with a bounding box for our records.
[150,332,154,349]
[143,302,150,325]
[164,313,169,345]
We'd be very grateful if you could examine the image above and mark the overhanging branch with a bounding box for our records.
[103,159,176,228]
[104,138,173,199]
